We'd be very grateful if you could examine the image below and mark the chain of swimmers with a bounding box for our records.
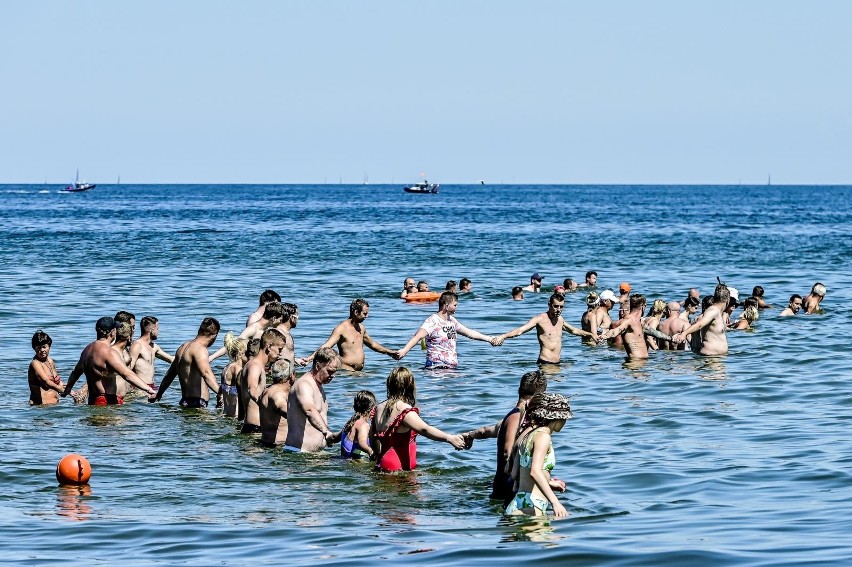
[27,277,827,516]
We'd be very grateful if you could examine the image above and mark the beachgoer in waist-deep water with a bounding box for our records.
[217,332,247,417]
[335,390,376,459]
[28,330,65,405]
[371,367,466,472]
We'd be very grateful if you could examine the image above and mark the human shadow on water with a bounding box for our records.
[56,484,92,522]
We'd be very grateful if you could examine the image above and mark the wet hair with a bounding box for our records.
[115,322,133,342]
[281,302,298,320]
[563,278,577,290]
[198,317,220,337]
[114,311,135,325]
[812,282,826,297]
[223,332,248,362]
[713,283,731,304]
[140,316,158,334]
[246,338,261,359]
[683,296,700,310]
[342,390,377,435]
[313,346,338,368]
[752,286,765,298]
[743,297,759,310]
[549,292,566,305]
[459,278,472,289]
[445,280,458,291]
[350,298,369,317]
[439,291,458,309]
[585,270,597,281]
[518,370,547,398]
[417,280,429,290]
[32,330,52,349]
[649,299,666,316]
[259,289,281,305]
[384,367,416,420]
[789,294,802,305]
[742,306,759,322]
[629,294,646,310]
[701,295,714,312]
[260,328,285,349]
[523,392,573,427]
[96,316,115,338]
[262,301,285,322]
[512,286,524,298]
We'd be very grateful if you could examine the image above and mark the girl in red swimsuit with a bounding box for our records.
[371,367,467,472]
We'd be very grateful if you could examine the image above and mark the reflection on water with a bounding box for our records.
[56,485,92,522]
[498,516,566,544]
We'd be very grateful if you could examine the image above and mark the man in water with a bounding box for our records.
[129,316,174,391]
[617,282,631,319]
[673,283,730,356]
[400,278,417,299]
[63,316,156,405]
[247,289,281,327]
[802,282,826,314]
[779,294,803,316]
[153,317,222,408]
[241,328,285,434]
[285,347,339,452]
[270,303,299,382]
[512,286,524,301]
[751,286,774,309]
[600,294,651,360]
[299,298,397,371]
[258,363,292,447]
[522,273,543,293]
[579,270,598,288]
[396,291,496,369]
[658,302,689,350]
[492,292,595,364]
[210,301,285,361]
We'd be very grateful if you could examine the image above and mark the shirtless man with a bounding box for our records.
[242,328,286,437]
[270,303,299,383]
[600,294,651,360]
[522,273,543,293]
[673,284,730,356]
[129,316,174,391]
[111,323,135,398]
[284,347,339,452]
[658,302,689,350]
[803,282,826,314]
[579,270,597,288]
[512,286,524,301]
[751,286,774,309]
[299,299,397,371]
[780,294,803,317]
[617,282,631,319]
[210,301,285,361]
[63,317,156,405]
[153,317,221,408]
[582,290,616,344]
[28,330,64,405]
[493,293,595,364]
[400,278,417,299]
[246,289,281,327]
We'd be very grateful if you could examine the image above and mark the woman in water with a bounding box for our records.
[505,392,573,517]
[371,367,466,471]
[219,332,247,418]
[337,390,376,459]
[730,305,759,330]
[28,330,65,405]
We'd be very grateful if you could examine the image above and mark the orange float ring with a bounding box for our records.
[403,291,441,303]
[56,454,92,485]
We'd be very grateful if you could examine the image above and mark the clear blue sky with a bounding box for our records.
[2,1,850,184]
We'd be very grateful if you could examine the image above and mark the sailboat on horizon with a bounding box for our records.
[64,169,96,192]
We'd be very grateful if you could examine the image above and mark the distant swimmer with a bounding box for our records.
[239,328,285,434]
[751,286,774,309]
[63,317,156,405]
[417,280,430,292]
[210,301,285,361]
[396,291,496,369]
[779,294,803,317]
[672,283,730,356]
[512,286,525,301]
[802,282,826,314]
[658,302,689,350]
[129,316,174,392]
[562,278,579,292]
[492,292,595,364]
[445,280,458,293]
[400,278,417,299]
[578,270,597,289]
[284,347,339,452]
[154,317,222,408]
[247,289,281,328]
[522,273,543,293]
[28,330,65,405]
[730,305,759,330]
[601,294,653,360]
[459,278,473,293]
[299,299,397,371]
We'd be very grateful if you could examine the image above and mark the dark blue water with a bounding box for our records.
[1,184,851,565]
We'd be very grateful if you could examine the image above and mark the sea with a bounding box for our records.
[0,183,850,566]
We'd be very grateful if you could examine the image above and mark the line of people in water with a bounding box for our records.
[27,277,827,516]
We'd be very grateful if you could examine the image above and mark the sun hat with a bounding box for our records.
[527,392,574,421]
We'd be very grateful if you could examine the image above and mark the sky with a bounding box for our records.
[1,1,850,185]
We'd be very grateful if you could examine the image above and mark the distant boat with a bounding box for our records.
[403,180,439,194]
[65,169,96,192]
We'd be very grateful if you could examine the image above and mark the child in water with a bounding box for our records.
[218,332,247,418]
[337,390,377,459]
[505,392,572,517]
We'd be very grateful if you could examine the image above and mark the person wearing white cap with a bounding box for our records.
[673,283,730,356]
[803,282,826,314]
[583,289,617,344]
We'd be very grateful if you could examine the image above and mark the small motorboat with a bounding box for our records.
[64,169,96,192]
[403,180,439,194]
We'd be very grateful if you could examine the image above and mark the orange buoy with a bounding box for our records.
[403,291,442,303]
[56,454,92,486]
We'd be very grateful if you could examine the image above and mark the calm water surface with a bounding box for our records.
[1,184,851,565]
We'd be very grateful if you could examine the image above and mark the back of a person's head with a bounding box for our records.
[260,289,281,305]
[198,317,220,336]
[260,328,285,349]
[438,291,458,309]
[518,370,547,397]
[263,301,285,321]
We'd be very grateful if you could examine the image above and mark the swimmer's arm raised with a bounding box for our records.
[600,318,629,340]
[642,326,672,342]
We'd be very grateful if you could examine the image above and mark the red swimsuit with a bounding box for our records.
[374,407,419,472]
